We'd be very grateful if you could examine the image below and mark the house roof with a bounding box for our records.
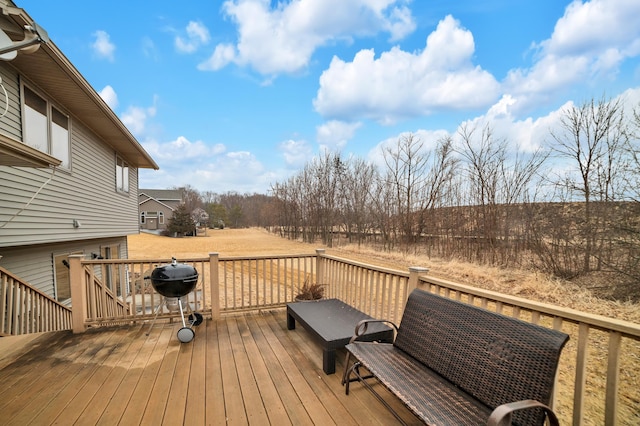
[0,2,158,170]
[139,197,176,211]
[139,189,183,202]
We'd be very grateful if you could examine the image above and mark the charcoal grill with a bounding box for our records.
[146,257,203,342]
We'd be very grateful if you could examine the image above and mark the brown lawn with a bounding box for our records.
[128,227,319,259]
[128,228,639,322]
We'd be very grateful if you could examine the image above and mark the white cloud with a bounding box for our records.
[139,143,278,193]
[316,120,362,151]
[313,15,500,124]
[142,36,159,60]
[175,21,211,53]
[279,138,313,167]
[91,30,115,62]
[120,98,158,136]
[504,0,640,112]
[427,86,640,163]
[385,3,415,42]
[198,0,415,75]
[98,85,118,110]
[456,94,566,154]
[193,150,278,193]
[144,136,226,161]
[198,43,236,71]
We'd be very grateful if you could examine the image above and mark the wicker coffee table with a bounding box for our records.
[286,298,393,374]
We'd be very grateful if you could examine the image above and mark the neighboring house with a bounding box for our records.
[138,189,183,231]
[0,2,158,303]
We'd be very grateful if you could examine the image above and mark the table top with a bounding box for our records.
[287,298,392,347]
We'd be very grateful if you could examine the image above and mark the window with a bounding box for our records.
[23,86,70,168]
[116,155,129,193]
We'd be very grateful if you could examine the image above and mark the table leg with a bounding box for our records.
[287,312,295,330]
[323,347,336,374]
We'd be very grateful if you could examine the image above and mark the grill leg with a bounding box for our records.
[178,299,188,328]
[145,298,165,336]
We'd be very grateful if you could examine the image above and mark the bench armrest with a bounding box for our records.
[487,399,560,426]
[349,319,398,344]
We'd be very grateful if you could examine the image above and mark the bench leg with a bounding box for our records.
[345,361,408,425]
[341,351,352,385]
[323,348,336,374]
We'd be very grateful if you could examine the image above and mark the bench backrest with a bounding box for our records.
[394,289,569,426]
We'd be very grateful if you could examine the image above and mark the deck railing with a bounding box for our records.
[0,266,72,335]
[67,250,640,426]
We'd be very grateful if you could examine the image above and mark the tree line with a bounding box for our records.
[164,188,278,236]
[269,96,640,301]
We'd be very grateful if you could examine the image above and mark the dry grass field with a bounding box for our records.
[128,227,640,323]
[128,227,640,425]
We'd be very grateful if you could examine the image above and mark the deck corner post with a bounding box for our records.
[209,252,220,320]
[69,254,87,333]
[408,266,429,296]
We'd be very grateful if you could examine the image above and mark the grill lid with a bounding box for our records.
[150,258,198,298]
[150,260,198,282]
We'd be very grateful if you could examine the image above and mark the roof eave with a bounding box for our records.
[2,5,159,170]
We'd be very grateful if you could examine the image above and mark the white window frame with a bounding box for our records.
[22,85,71,169]
[116,155,129,193]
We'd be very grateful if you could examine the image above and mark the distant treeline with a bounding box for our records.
[268,97,640,301]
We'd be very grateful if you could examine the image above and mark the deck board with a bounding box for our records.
[0,309,421,425]
[60,326,147,425]
[184,317,207,425]
[253,313,313,425]
[29,328,132,425]
[204,315,226,426]
[235,315,290,424]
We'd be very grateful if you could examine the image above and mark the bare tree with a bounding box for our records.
[338,157,377,246]
[174,185,203,213]
[456,123,547,265]
[456,123,505,262]
[382,134,432,247]
[549,96,626,273]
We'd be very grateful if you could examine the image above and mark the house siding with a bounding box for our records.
[0,237,128,297]
[139,198,176,230]
[0,67,139,248]
[0,65,22,141]
[0,0,160,303]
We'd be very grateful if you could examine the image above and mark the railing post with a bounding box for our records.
[315,249,326,297]
[209,252,220,320]
[68,254,87,333]
[407,266,429,300]
[315,248,326,283]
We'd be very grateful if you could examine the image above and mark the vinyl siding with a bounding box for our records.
[0,237,127,297]
[0,74,140,247]
[139,199,171,230]
[0,66,22,141]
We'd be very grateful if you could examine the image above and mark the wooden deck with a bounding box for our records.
[0,309,421,425]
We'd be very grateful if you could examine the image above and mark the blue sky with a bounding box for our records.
[17,0,640,194]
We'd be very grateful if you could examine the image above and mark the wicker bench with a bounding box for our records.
[342,289,569,426]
